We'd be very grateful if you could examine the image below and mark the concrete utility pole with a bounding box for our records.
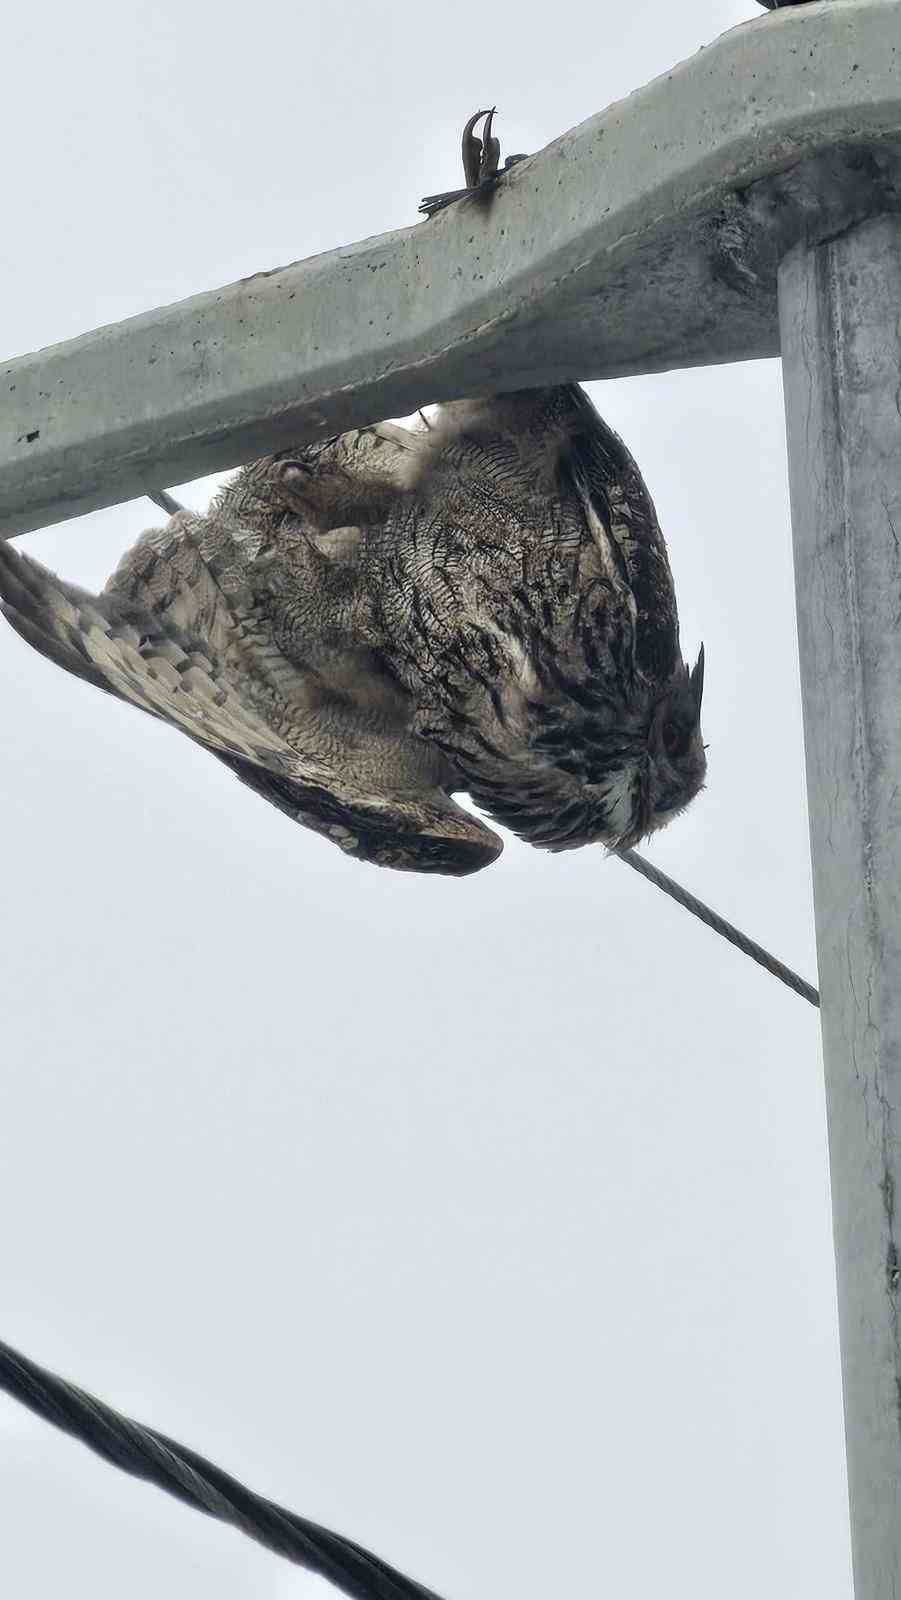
[780,215,901,1597]
[2,0,901,1591]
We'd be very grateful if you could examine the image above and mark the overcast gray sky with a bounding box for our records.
[0,1,850,1596]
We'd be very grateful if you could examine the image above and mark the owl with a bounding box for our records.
[0,382,705,874]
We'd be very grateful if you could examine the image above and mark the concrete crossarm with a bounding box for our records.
[2,0,900,537]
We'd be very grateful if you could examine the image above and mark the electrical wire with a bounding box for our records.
[0,1339,444,1600]
[618,848,819,1007]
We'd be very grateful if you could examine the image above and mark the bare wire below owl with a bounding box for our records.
[617,848,819,1007]
[146,489,818,1009]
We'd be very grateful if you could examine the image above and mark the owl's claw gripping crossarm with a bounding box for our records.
[419,106,527,218]
[265,423,430,535]
[462,108,500,187]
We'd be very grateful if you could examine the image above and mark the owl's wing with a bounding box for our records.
[422,384,681,686]
[0,536,502,875]
[211,752,501,874]
[558,384,680,685]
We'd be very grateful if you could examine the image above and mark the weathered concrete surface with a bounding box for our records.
[780,214,901,1599]
[3,0,901,536]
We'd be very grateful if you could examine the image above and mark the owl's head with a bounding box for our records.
[548,644,707,852]
[460,645,706,856]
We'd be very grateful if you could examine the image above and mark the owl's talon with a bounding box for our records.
[462,108,491,188]
[420,107,510,218]
[419,107,530,217]
[461,107,500,188]
[477,107,500,182]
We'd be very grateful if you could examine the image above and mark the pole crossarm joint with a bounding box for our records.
[2,0,901,537]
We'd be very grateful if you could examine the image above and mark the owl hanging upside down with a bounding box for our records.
[0,117,705,876]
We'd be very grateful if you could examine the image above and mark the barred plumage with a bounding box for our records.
[0,382,704,874]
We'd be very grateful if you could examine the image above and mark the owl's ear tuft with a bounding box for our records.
[690,644,705,712]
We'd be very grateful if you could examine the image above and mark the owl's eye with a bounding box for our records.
[662,719,687,757]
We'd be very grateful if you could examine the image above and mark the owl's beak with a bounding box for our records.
[690,644,705,713]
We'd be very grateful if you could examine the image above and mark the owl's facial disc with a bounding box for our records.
[636,649,707,839]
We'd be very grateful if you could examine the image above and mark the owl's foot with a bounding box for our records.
[271,422,430,534]
[418,107,528,218]
[462,107,500,186]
